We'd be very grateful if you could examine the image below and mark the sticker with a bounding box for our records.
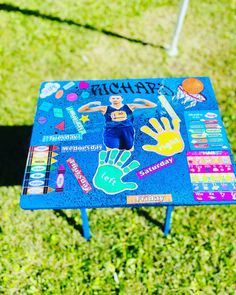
[67,157,92,193]
[22,145,59,195]
[182,78,204,94]
[39,102,53,112]
[81,91,90,98]
[61,144,102,153]
[30,165,47,172]
[187,151,236,202]
[40,82,60,98]
[55,90,64,99]
[79,81,90,89]
[42,134,82,142]
[205,112,217,119]
[31,157,57,165]
[127,194,172,204]
[140,117,184,156]
[194,192,236,202]
[66,106,86,135]
[93,149,140,195]
[175,78,206,109]
[38,116,47,124]
[56,165,65,192]
[185,111,230,150]
[55,121,65,131]
[29,180,45,187]
[78,97,157,150]
[79,115,89,123]
[31,145,58,152]
[22,187,54,195]
[158,95,180,121]
[66,93,78,102]
[53,108,63,118]
[136,156,174,179]
[32,151,58,159]
[63,81,75,90]
[30,173,46,179]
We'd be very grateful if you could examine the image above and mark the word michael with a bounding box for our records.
[76,81,174,97]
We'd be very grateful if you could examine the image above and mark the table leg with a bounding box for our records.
[80,208,91,240]
[164,206,174,236]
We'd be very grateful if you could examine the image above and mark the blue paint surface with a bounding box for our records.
[20,77,236,209]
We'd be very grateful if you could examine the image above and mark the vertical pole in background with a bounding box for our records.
[164,206,174,236]
[166,0,189,56]
[80,208,91,240]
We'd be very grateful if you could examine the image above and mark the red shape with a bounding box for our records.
[55,121,65,131]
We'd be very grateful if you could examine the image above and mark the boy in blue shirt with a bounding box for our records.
[78,95,156,150]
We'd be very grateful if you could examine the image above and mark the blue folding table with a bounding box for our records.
[20,77,236,240]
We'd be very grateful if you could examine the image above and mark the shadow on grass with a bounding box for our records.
[0,3,164,48]
[0,125,32,186]
[53,210,83,236]
[133,208,163,231]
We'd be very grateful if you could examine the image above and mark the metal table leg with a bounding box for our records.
[164,206,174,236]
[80,208,91,240]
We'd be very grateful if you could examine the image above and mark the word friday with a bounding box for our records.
[136,156,174,179]
[79,81,174,97]
[127,194,172,204]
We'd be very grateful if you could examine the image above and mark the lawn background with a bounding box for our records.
[0,0,236,294]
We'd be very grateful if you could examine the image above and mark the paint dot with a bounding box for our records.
[66,93,78,102]
[79,81,90,89]
[38,116,47,124]
[55,89,64,99]
[81,91,90,98]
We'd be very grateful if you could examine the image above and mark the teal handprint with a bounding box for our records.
[93,149,140,194]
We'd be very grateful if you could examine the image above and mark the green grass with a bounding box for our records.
[0,0,236,293]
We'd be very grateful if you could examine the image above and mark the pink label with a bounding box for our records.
[187,151,230,156]
[194,191,236,202]
[67,157,92,193]
[188,164,233,173]
[136,157,174,179]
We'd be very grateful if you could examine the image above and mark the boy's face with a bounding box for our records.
[109,95,123,105]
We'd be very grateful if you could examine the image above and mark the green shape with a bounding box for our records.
[93,149,140,195]
[53,108,63,118]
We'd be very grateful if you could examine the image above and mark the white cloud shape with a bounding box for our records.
[40,82,60,98]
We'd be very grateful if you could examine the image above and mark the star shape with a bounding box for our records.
[79,115,89,123]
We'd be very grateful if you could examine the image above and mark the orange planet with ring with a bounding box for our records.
[55,89,64,99]
[182,78,204,94]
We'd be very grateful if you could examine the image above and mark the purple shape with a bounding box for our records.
[38,116,47,124]
[67,93,78,102]
[136,157,174,179]
[188,164,233,173]
[79,81,90,89]
[194,191,236,202]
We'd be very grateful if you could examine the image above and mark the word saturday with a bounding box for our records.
[136,156,174,179]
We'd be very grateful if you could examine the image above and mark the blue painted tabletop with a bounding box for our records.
[20,77,236,210]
